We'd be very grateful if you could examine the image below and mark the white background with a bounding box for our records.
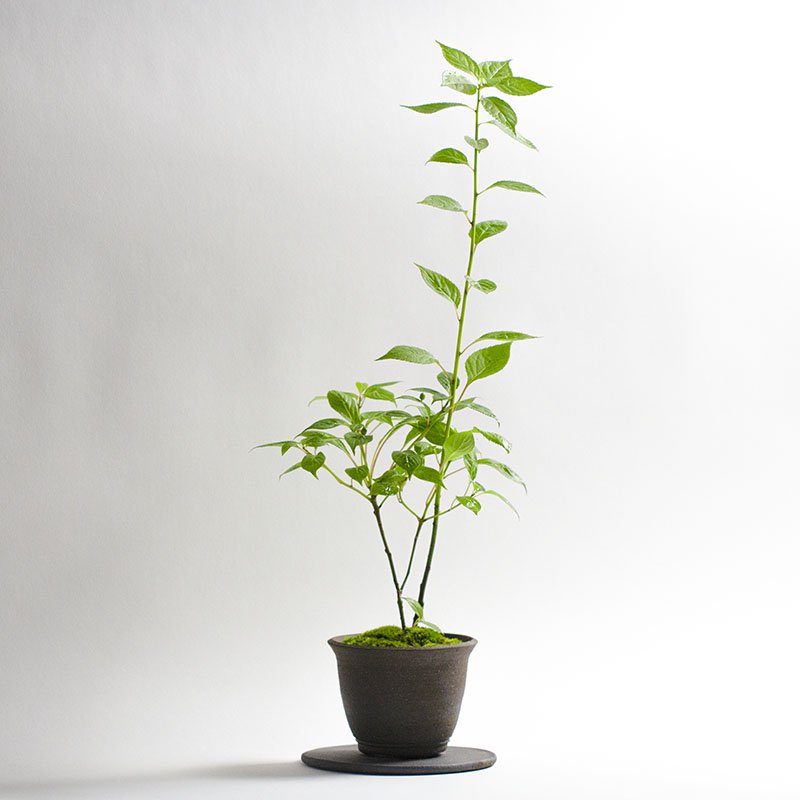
[2,1,799,798]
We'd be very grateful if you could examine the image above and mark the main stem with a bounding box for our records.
[416,88,482,616]
[371,496,407,629]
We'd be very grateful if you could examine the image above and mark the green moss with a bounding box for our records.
[343,625,461,648]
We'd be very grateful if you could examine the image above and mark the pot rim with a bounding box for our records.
[328,633,476,650]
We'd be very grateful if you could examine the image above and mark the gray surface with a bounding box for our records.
[301,745,496,775]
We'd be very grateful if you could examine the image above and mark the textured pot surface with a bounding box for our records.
[329,634,476,758]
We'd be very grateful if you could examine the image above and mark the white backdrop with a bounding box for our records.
[2,1,799,798]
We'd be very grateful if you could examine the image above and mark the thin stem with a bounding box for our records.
[417,87,483,615]
[370,496,407,629]
[399,517,426,592]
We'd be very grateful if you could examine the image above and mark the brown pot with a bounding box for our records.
[328,634,476,758]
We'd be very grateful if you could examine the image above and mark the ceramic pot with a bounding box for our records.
[328,634,476,758]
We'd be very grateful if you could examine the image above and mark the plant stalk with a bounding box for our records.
[370,496,407,629]
[416,88,482,616]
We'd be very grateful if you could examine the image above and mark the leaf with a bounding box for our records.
[344,431,373,450]
[436,371,456,392]
[418,194,465,213]
[441,71,477,95]
[464,452,478,480]
[457,399,499,422]
[428,148,470,166]
[364,385,396,402]
[478,60,512,85]
[435,41,480,78]
[301,452,325,478]
[327,390,359,423]
[345,465,369,485]
[423,420,448,446]
[481,96,517,133]
[279,461,304,479]
[456,495,481,515]
[413,441,440,457]
[476,458,527,491]
[472,219,508,245]
[416,618,442,633]
[414,465,445,486]
[371,476,404,496]
[465,343,511,383]
[410,386,449,401]
[252,440,298,453]
[484,180,543,196]
[464,135,488,151]
[473,428,512,453]
[416,264,461,308]
[402,596,424,618]
[466,277,497,293]
[377,345,437,365]
[494,76,550,96]
[301,418,346,432]
[474,330,537,343]
[401,102,469,114]
[478,488,520,517]
[392,449,423,476]
[356,381,369,394]
[443,431,475,462]
[486,119,537,149]
[300,431,349,454]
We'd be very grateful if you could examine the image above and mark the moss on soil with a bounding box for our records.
[343,625,461,648]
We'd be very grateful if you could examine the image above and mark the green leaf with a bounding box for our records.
[428,148,469,166]
[481,96,517,133]
[464,135,488,151]
[457,399,499,422]
[279,461,304,479]
[466,277,497,294]
[416,264,461,308]
[252,440,298,454]
[484,180,543,196]
[494,76,550,96]
[410,386,449,401]
[474,330,537,343]
[300,431,349,454]
[301,418,346,432]
[444,430,475,462]
[473,428,512,453]
[423,420,448,446]
[456,495,481,514]
[414,465,445,486]
[401,102,469,114]
[401,595,424,618]
[413,441,440,457]
[436,371,456,392]
[371,476,405,496]
[364,385,396,402]
[473,219,508,245]
[416,618,442,633]
[345,465,369,485]
[478,488,520,517]
[356,381,369,394]
[377,345,437,365]
[418,194,465,213]
[465,343,511,383]
[301,452,325,478]
[441,71,477,95]
[476,458,526,491]
[486,119,536,149]
[478,60,512,86]
[464,452,478,480]
[327,390,359,423]
[435,41,480,78]
[392,449,423,476]
[344,431,373,451]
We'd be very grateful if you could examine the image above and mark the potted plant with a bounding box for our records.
[258,40,549,774]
